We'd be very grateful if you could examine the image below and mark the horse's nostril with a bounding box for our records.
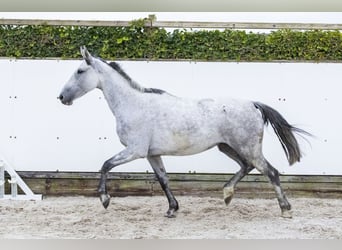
[59,94,64,100]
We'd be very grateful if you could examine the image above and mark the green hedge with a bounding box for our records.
[1,19,342,61]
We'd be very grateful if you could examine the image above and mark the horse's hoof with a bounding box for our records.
[224,196,234,206]
[164,209,177,218]
[281,209,293,219]
[100,194,111,209]
[223,186,234,206]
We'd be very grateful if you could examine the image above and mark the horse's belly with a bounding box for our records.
[148,143,216,156]
[148,130,219,156]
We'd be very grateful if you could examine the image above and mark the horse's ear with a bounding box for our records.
[80,46,93,65]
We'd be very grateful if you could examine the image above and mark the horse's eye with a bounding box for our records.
[77,69,85,74]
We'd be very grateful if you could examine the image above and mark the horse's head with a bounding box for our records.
[58,46,100,105]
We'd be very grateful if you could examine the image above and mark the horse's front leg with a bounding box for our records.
[147,156,179,218]
[98,148,142,209]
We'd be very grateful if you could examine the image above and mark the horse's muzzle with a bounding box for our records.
[58,94,73,105]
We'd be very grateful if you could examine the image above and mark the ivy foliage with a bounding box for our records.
[1,19,342,61]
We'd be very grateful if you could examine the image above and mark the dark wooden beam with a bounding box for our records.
[2,171,339,199]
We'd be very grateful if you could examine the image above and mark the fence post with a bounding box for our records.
[0,156,42,200]
[8,176,17,198]
[0,160,4,198]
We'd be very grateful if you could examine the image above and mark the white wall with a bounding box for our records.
[0,59,341,175]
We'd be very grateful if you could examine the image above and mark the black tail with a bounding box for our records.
[254,102,310,165]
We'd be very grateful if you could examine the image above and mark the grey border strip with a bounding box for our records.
[1,18,342,30]
[1,0,342,11]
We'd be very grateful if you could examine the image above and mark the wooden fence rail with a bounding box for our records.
[3,171,341,199]
[1,18,342,30]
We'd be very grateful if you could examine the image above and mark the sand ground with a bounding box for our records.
[0,196,341,239]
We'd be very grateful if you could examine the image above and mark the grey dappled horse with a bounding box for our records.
[59,46,309,218]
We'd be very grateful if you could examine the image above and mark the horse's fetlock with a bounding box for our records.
[170,200,179,211]
[283,202,291,211]
[223,186,234,197]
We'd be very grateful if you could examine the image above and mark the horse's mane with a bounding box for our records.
[106,61,165,95]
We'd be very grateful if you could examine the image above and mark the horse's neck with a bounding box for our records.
[100,71,142,118]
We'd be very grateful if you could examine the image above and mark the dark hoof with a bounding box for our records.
[223,186,234,206]
[224,196,234,206]
[100,194,111,209]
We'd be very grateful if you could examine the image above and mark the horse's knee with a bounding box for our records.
[252,158,280,181]
[101,159,113,173]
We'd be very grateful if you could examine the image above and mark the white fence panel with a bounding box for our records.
[0,59,340,175]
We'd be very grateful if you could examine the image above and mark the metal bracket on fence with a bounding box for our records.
[0,158,42,200]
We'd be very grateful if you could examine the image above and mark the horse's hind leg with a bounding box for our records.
[252,157,292,218]
[218,143,254,205]
[222,165,254,205]
[147,156,179,218]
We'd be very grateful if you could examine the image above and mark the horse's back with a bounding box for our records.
[146,95,263,156]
